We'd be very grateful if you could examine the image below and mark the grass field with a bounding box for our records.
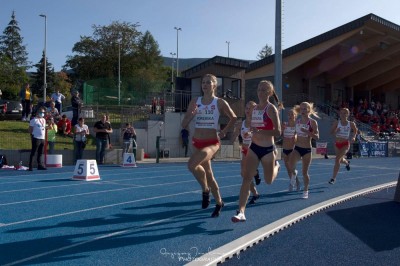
[0,120,96,150]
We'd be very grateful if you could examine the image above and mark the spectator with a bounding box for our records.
[46,117,58,154]
[50,89,65,113]
[19,83,32,121]
[151,97,157,114]
[47,101,60,122]
[180,127,189,157]
[122,123,137,154]
[28,107,47,171]
[57,114,73,137]
[94,114,113,164]
[159,97,165,114]
[71,90,82,127]
[74,117,89,162]
[105,115,112,149]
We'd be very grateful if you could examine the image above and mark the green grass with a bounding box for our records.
[0,120,96,150]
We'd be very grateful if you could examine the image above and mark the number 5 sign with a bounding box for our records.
[72,160,100,181]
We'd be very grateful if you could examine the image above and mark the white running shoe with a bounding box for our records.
[276,160,280,173]
[290,170,297,187]
[302,191,309,199]
[231,211,246,223]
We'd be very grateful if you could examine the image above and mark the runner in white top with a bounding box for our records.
[288,102,320,199]
[181,74,237,218]
[282,108,300,191]
[232,101,261,204]
[328,108,358,184]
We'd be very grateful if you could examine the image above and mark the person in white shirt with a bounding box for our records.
[51,90,66,113]
[74,117,90,162]
[181,74,237,218]
[328,108,358,184]
[28,107,47,171]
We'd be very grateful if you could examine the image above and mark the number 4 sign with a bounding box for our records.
[122,153,137,167]
[72,160,100,181]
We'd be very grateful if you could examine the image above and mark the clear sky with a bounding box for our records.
[1,0,400,71]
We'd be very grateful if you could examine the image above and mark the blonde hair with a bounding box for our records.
[340,108,350,116]
[202,74,217,84]
[294,102,320,119]
[258,80,284,110]
[246,100,257,108]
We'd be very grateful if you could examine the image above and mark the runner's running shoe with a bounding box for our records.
[231,211,246,223]
[211,202,224,217]
[254,169,261,185]
[249,195,260,204]
[345,161,351,171]
[202,191,210,209]
[302,191,309,199]
[329,178,335,184]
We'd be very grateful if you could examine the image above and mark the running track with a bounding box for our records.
[0,157,398,265]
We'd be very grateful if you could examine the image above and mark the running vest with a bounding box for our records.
[251,103,274,130]
[241,120,252,145]
[336,120,351,139]
[295,119,312,138]
[195,97,220,129]
[283,122,296,138]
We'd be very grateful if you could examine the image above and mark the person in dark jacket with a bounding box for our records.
[71,90,82,126]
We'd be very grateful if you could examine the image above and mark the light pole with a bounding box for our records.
[174,27,182,77]
[226,41,230,58]
[39,14,47,103]
[118,41,121,105]
[170,52,176,90]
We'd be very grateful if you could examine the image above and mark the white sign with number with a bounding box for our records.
[122,153,137,167]
[72,159,100,181]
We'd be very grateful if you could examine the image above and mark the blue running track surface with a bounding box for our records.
[0,157,398,265]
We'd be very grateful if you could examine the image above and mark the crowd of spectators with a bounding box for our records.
[345,98,400,138]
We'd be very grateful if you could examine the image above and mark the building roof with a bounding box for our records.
[247,13,400,72]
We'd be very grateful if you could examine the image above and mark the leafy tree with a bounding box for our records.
[65,21,169,96]
[53,71,72,97]
[0,11,29,68]
[65,21,142,81]
[257,43,273,60]
[31,51,55,99]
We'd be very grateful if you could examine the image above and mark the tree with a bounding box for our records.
[0,11,29,68]
[65,21,142,81]
[135,31,167,81]
[0,11,30,99]
[31,51,55,99]
[257,43,273,60]
[65,21,169,91]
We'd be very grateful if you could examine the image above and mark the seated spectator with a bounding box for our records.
[57,114,73,137]
[47,101,61,122]
[371,123,380,134]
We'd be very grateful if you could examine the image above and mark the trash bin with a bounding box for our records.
[137,148,144,161]
[163,149,170,158]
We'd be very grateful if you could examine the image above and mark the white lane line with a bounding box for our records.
[0,178,196,206]
[0,172,192,194]
[187,181,398,266]
[0,189,199,227]
[3,208,205,266]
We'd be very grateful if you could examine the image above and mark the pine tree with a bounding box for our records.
[256,43,273,60]
[31,51,55,99]
[0,11,29,68]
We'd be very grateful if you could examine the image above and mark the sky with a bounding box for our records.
[1,0,400,71]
